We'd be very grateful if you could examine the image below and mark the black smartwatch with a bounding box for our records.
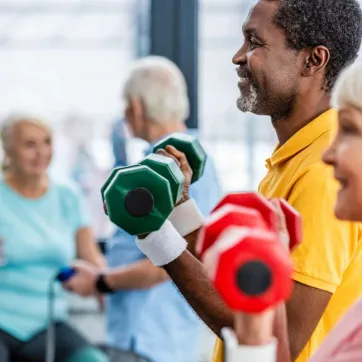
[95,273,115,294]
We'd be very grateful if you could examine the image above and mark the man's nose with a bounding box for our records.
[232,47,247,66]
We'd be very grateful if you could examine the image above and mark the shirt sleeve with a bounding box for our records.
[288,164,359,293]
[60,183,91,232]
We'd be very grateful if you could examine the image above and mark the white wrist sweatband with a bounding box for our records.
[222,328,277,362]
[136,220,187,267]
[168,198,205,236]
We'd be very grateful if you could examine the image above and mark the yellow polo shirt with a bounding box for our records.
[212,109,362,362]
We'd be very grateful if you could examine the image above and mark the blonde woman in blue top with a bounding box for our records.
[0,114,108,362]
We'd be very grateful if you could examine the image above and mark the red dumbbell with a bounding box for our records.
[196,192,278,259]
[272,198,303,252]
[213,193,277,232]
[211,192,302,252]
[204,226,293,313]
[196,204,269,259]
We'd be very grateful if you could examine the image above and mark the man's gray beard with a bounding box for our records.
[236,83,258,113]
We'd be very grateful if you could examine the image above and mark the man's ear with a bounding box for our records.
[129,97,144,121]
[301,46,330,78]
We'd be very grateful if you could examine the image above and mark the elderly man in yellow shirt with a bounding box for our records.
[129,0,362,362]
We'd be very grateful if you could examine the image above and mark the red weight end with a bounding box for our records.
[207,227,293,313]
[196,204,268,259]
[278,199,303,251]
[213,192,277,233]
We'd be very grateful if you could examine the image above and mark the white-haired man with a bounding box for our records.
[66,56,222,362]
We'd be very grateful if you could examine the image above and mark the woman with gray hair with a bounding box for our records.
[0,114,108,362]
[216,61,362,361]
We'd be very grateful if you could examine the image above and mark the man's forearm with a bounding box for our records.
[164,250,291,361]
[105,259,168,290]
[185,228,201,258]
[164,231,291,362]
[163,250,234,337]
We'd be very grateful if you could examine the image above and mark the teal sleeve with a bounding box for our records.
[61,183,91,231]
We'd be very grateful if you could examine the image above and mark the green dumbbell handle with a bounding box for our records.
[152,132,207,183]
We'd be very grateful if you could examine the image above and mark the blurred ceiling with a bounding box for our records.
[0,0,245,49]
[0,0,138,48]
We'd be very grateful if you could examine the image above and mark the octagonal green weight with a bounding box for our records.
[139,153,185,205]
[152,132,207,183]
[103,165,174,235]
[100,165,137,215]
[101,166,123,202]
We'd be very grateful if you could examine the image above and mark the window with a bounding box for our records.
[0,0,149,238]
[199,0,278,192]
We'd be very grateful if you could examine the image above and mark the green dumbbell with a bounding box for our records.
[101,155,184,214]
[101,132,207,235]
[103,161,184,235]
[101,165,129,214]
[139,153,184,204]
[152,132,207,183]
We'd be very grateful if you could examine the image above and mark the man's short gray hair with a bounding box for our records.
[123,56,190,124]
[332,62,362,110]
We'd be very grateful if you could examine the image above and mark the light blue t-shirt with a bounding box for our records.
[0,179,89,341]
[106,130,222,362]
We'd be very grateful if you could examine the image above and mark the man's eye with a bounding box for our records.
[249,37,259,49]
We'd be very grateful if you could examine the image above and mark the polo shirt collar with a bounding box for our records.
[265,108,337,168]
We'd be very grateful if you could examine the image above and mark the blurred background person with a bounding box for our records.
[0,114,107,362]
[111,117,128,168]
[64,56,222,362]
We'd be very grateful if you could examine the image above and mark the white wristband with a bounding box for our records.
[222,328,277,362]
[135,220,187,266]
[168,198,205,237]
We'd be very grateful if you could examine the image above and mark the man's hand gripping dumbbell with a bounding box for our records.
[101,132,206,241]
[197,194,302,361]
[101,137,302,361]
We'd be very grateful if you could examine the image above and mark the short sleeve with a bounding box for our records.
[288,164,359,293]
[59,183,91,232]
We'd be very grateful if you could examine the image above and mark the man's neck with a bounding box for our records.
[147,121,187,144]
[272,93,331,145]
